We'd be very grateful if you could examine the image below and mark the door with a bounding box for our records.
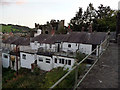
[57,44,60,52]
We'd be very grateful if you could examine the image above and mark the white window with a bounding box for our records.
[54,58,57,63]
[50,44,52,48]
[4,54,8,59]
[34,41,37,45]
[46,58,50,63]
[62,59,64,64]
[59,58,62,63]
[39,57,43,62]
[68,44,71,48]
[65,60,67,64]
[76,44,77,46]
[22,54,26,60]
[68,60,71,65]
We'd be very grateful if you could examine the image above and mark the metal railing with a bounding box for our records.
[49,35,110,90]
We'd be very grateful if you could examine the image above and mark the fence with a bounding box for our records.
[49,35,110,90]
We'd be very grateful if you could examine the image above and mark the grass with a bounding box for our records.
[1,24,32,33]
[2,65,86,89]
[2,67,67,88]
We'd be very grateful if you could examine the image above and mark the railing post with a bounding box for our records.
[74,63,78,90]
[97,45,100,58]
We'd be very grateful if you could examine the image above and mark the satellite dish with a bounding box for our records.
[118,1,120,10]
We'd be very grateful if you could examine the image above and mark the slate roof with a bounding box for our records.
[31,32,107,45]
[2,36,30,46]
[2,36,20,44]
[11,37,30,46]
[3,32,107,46]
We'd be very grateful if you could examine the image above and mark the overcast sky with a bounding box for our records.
[0,0,120,28]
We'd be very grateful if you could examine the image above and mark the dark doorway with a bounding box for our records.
[57,44,60,52]
[45,31,48,34]
[92,45,97,55]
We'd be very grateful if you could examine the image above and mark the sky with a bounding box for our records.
[0,0,120,28]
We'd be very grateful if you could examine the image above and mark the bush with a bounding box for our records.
[75,52,86,63]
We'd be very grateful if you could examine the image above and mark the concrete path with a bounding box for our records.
[78,43,119,88]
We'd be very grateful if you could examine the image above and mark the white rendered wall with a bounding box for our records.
[37,55,53,71]
[30,42,40,50]
[20,46,31,51]
[34,29,42,37]
[20,52,35,69]
[79,44,92,55]
[62,42,78,52]
[2,53,10,68]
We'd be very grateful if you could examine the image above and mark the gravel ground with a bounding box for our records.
[77,43,118,89]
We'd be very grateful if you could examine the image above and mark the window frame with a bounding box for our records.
[68,44,71,48]
[59,58,62,63]
[3,54,8,59]
[62,59,64,64]
[46,58,50,63]
[54,58,57,63]
[39,57,43,62]
[68,60,71,65]
[22,54,26,60]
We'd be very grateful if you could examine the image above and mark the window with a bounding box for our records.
[59,58,62,63]
[68,44,71,48]
[50,44,52,48]
[76,44,77,46]
[46,58,50,63]
[65,60,67,64]
[39,57,43,62]
[55,58,57,63]
[68,60,71,65]
[22,54,26,60]
[62,59,64,64]
[4,54,8,59]
[34,41,37,45]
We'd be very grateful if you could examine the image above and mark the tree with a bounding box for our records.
[69,3,117,32]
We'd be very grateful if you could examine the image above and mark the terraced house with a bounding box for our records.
[2,30,109,71]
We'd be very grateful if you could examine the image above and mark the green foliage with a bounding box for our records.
[75,52,86,63]
[2,68,16,85]
[1,24,32,33]
[41,67,67,88]
[2,66,86,89]
[33,66,41,75]
[69,3,117,32]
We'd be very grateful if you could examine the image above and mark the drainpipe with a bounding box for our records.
[16,45,18,75]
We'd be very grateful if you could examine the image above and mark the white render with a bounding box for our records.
[30,42,40,50]
[62,42,78,52]
[53,55,75,70]
[37,55,53,71]
[19,46,31,51]
[20,52,35,69]
[2,53,10,68]
[34,29,42,37]
[79,44,92,55]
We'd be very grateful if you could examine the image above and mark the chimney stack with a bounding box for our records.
[81,27,85,32]
[88,24,92,33]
